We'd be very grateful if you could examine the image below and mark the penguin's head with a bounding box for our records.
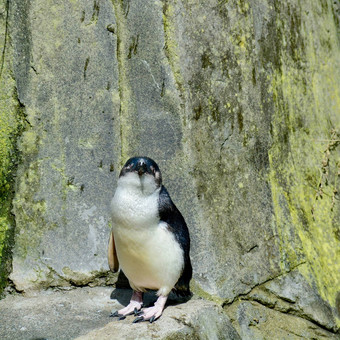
[118,157,162,193]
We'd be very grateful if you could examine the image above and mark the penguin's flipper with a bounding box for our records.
[108,230,119,272]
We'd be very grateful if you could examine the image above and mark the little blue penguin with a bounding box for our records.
[108,156,192,323]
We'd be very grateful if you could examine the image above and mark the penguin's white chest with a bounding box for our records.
[111,177,183,295]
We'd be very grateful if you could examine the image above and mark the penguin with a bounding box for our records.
[108,156,192,323]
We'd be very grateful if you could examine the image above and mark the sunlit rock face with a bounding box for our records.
[1,0,339,336]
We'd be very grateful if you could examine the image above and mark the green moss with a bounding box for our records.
[62,266,92,285]
[111,0,133,166]
[0,0,27,295]
[162,3,185,95]
[190,280,224,305]
[268,1,340,326]
[62,266,114,286]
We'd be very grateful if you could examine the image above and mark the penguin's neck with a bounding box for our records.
[111,174,161,230]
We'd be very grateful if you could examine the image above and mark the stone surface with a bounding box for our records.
[0,0,339,336]
[0,287,240,340]
[163,0,340,327]
[267,1,340,319]
[261,267,337,332]
[164,0,281,302]
[0,287,116,340]
[225,300,339,340]
[0,0,25,294]
[76,293,241,340]
[10,0,120,291]
[224,266,338,335]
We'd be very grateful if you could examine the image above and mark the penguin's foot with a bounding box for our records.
[133,295,168,323]
[110,291,143,319]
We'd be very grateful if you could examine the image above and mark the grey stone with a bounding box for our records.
[163,0,281,301]
[0,287,240,340]
[162,1,340,329]
[0,287,118,340]
[76,292,240,340]
[225,300,339,340]
[10,0,121,291]
[2,0,340,335]
[262,268,337,331]
[223,267,339,336]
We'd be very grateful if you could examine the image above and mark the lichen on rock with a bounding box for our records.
[0,0,27,295]
[268,1,340,326]
[0,0,339,337]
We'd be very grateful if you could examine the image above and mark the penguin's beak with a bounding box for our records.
[136,161,147,176]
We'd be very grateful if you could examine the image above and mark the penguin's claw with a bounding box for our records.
[131,311,159,323]
[110,311,121,318]
[110,311,127,321]
[133,316,144,323]
[111,293,166,323]
[112,300,143,318]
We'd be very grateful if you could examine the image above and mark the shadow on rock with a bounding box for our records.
[111,271,192,309]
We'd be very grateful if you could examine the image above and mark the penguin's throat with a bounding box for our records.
[118,172,158,196]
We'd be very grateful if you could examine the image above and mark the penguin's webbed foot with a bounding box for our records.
[110,291,143,320]
[132,294,168,323]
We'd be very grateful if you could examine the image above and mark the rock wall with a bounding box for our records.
[1,0,339,338]
[9,0,120,290]
[0,0,25,293]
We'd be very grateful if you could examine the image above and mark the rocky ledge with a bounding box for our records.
[0,287,239,340]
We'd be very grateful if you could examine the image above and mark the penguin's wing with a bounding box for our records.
[158,186,192,296]
[108,230,119,272]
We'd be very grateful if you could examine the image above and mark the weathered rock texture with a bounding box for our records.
[0,287,241,340]
[9,0,120,290]
[0,0,25,294]
[1,0,339,338]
